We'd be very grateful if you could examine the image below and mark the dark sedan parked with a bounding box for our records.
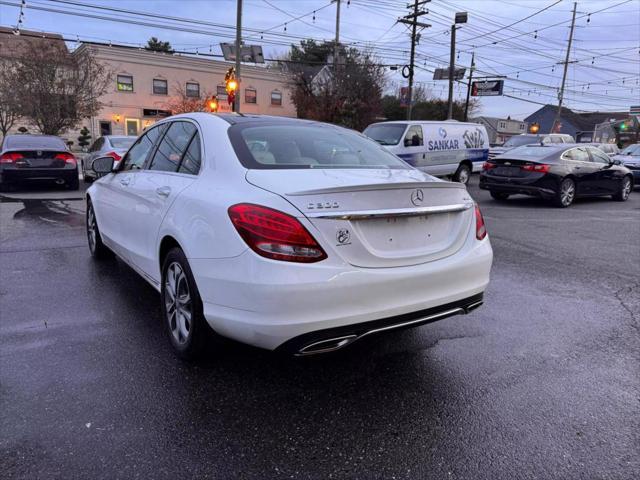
[479,144,633,207]
[0,135,79,191]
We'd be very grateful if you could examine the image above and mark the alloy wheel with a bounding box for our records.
[457,167,470,184]
[87,205,97,253]
[560,180,575,206]
[164,262,193,345]
[621,178,631,200]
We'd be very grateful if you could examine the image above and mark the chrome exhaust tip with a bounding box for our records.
[55,179,65,185]
[465,300,483,313]
[296,335,358,356]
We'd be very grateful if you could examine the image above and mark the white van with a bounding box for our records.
[363,120,490,184]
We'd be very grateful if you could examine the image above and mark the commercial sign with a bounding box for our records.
[471,80,504,96]
[433,68,466,81]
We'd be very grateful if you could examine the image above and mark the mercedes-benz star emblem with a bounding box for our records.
[411,188,424,206]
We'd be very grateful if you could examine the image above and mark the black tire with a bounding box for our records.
[86,199,113,259]
[490,191,510,201]
[0,182,12,193]
[161,247,210,360]
[83,174,94,184]
[453,163,471,184]
[67,176,80,190]
[612,175,632,202]
[553,177,576,208]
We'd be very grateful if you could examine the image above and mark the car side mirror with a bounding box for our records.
[92,156,115,176]
[612,158,622,165]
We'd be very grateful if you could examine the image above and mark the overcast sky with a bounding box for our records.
[1,0,638,119]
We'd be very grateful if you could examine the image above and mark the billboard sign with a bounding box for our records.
[471,80,504,96]
[433,68,466,80]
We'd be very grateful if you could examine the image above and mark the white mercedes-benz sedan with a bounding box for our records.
[87,113,493,359]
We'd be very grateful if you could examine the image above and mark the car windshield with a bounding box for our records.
[4,135,66,150]
[621,144,640,156]
[505,145,560,157]
[109,137,136,149]
[362,123,407,146]
[230,124,412,170]
[503,136,539,148]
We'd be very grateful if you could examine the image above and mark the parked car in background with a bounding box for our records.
[0,134,78,191]
[87,113,493,359]
[489,133,575,159]
[82,135,137,182]
[588,143,619,157]
[480,144,633,207]
[613,143,640,183]
[363,120,489,183]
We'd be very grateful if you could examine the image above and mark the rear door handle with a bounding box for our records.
[119,177,130,186]
[156,186,171,198]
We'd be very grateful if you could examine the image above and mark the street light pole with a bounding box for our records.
[234,0,242,114]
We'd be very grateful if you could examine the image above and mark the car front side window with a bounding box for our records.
[120,125,165,171]
[403,125,424,147]
[588,148,610,165]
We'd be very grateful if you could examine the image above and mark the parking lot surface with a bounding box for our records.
[1,178,639,479]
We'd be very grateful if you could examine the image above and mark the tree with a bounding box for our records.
[77,126,91,149]
[0,62,20,138]
[163,84,213,114]
[380,94,479,122]
[8,43,110,135]
[283,39,386,131]
[146,37,174,54]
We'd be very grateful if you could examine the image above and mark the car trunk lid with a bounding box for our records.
[246,169,475,268]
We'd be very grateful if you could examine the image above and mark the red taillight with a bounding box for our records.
[475,204,487,240]
[105,151,122,162]
[482,161,496,171]
[228,203,327,263]
[521,163,550,173]
[54,152,77,166]
[0,152,24,164]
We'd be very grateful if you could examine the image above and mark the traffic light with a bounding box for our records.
[207,96,218,113]
[225,67,238,108]
[529,122,540,134]
[619,122,627,131]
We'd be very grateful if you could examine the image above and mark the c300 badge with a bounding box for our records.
[336,228,351,246]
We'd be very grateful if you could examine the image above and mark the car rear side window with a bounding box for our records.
[148,122,197,173]
[121,125,165,171]
[564,148,589,162]
[178,132,201,175]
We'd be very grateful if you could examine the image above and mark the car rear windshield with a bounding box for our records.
[362,123,407,146]
[621,144,640,156]
[229,123,411,170]
[5,135,66,150]
[503,136,539,148]
[505,145,561,157]
[109,137,136,149]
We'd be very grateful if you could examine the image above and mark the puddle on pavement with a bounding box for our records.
[12,199,85,227]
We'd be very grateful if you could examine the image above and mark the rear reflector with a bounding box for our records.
[475,204,487,240]
[54,152,77,166]
[228,203,327,263]
[0,152,24,163]
[521,163,550,173]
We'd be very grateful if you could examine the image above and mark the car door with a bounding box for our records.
[122,120,201,279]
[93,125,166,260]
[587,147,619,194]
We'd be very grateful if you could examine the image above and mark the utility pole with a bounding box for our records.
[334,0,341,69]
[399,0,431,120]
[447,23,456,120]
[464,52,475,122]
[234,0,242,113]
[551,1,577,133]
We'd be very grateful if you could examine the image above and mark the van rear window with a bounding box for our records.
[363,124,407,146]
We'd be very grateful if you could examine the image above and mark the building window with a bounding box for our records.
[186,82,200,98]
[498,121,506,129]
[153,79,168,95]
[519,124,526,130]
[117,74,133,92]
[217,85,228,101]
[271,90,282,106]
[245,88,257,104]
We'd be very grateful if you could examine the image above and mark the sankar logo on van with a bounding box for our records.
[427,139,460,151]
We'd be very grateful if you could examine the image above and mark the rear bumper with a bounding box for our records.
[0,167,77,184]
[479,174,556,198]
[190,232,493,351]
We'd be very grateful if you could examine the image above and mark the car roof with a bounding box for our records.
[369,120,482,127]
[497,143,576,161]
[214,113,310,125]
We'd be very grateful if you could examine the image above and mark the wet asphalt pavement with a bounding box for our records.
[1,177,639,480]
